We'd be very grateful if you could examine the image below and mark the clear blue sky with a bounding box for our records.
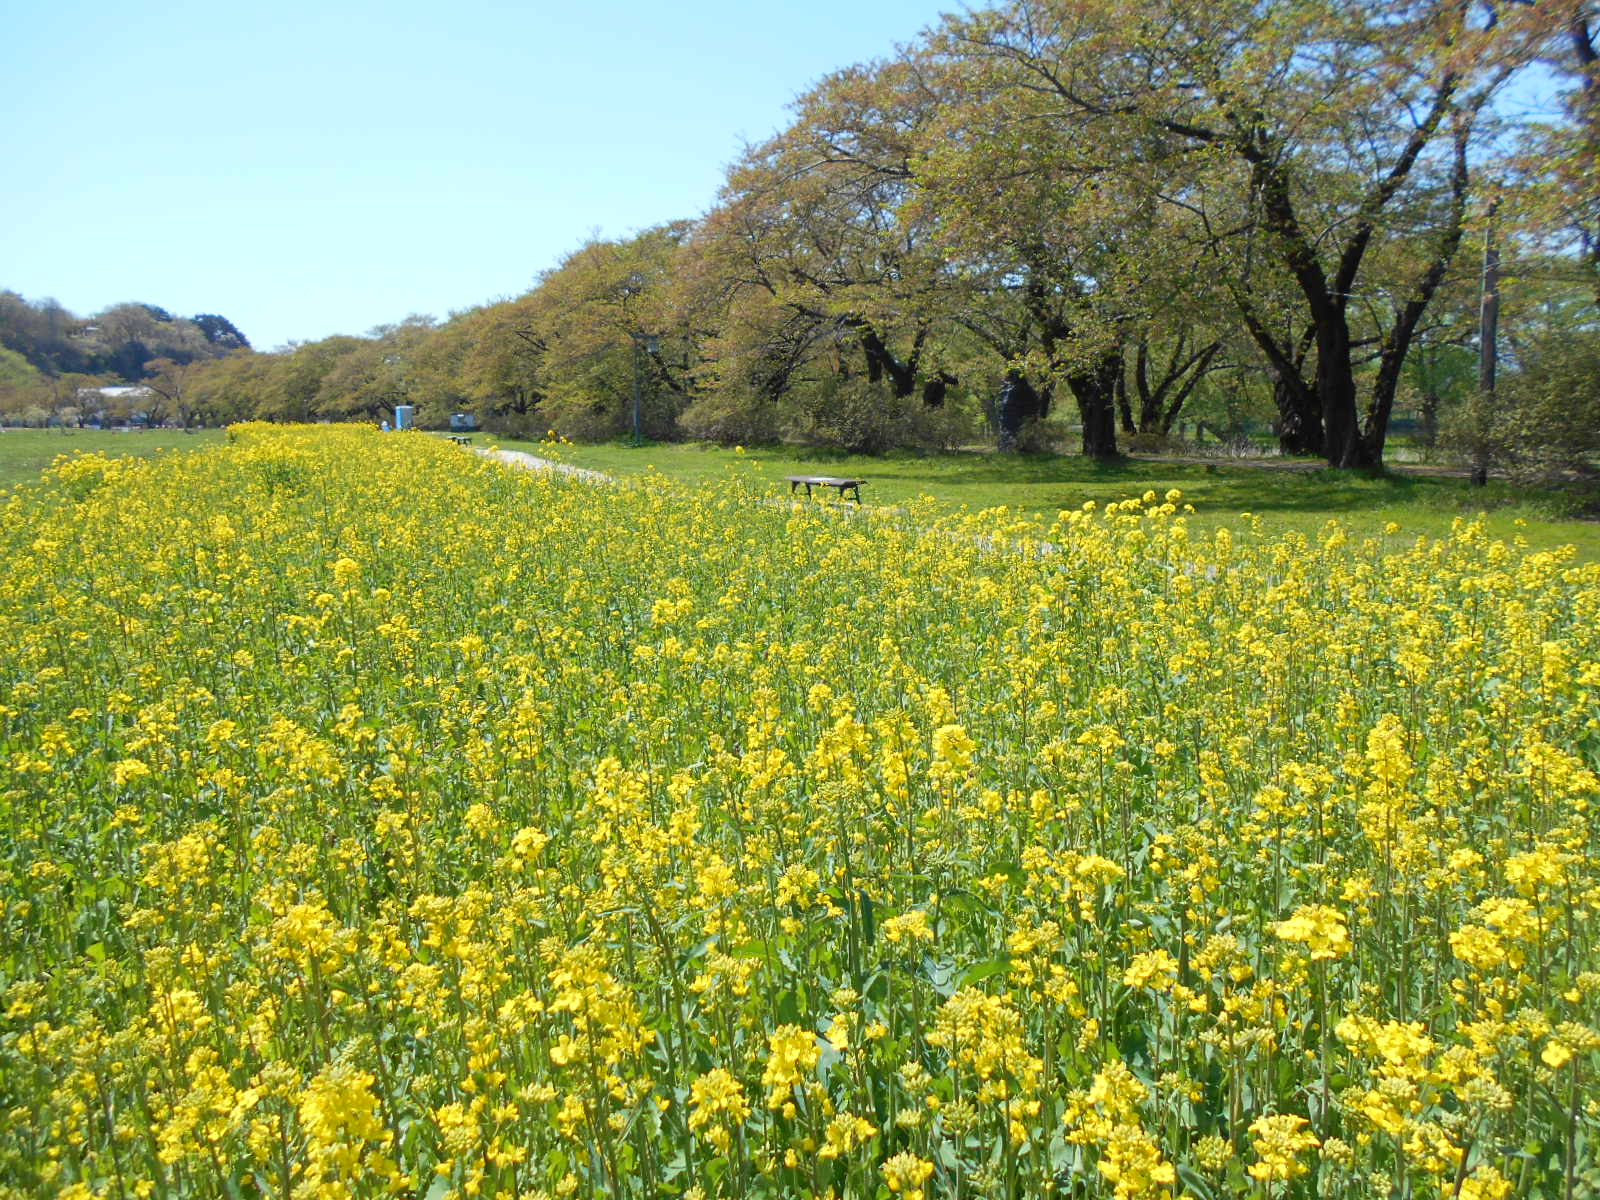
[2,0,953,351]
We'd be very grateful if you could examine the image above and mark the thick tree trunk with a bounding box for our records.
[1230,293,1325,455]
[1116,355,1136,434]
[1317,317,1375,467]
[921,372,956,408]
[1068,349,1122,460]
[996,371,1045,449]
[1273,374,1323,457]
[1244,116,1462,470]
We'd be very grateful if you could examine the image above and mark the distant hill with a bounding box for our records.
[0,290,250,384]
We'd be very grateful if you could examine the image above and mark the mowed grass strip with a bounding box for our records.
[495,436,1600,559]
[0,427,226,489]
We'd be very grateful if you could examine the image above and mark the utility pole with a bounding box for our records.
[629,332,660,446]
[1473,199,1500,486]
[631,337,642,446]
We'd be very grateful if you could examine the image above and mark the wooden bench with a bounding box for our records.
[786,475,864,504]
[448,435,473,445]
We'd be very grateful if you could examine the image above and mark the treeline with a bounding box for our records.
[9,0,1599,472]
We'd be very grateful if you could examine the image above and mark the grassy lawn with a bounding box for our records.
[492,436,1600,559]
[0,427,227,490]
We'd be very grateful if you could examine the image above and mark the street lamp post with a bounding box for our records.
[630,332,661,446]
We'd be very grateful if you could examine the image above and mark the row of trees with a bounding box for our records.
[8,0,1597,473]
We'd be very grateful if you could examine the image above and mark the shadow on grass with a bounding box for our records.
[847,454,1440,515]
[902,452,1150,485]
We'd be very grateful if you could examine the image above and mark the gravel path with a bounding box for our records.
[476,446,614,484]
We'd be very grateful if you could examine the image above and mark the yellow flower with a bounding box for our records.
[931,723,977,775]
[1194,1134,1231,1172]
[1540,1039,1572,1069]
[687,1068,750,1154]
[762,1024,820,1108]
[298,1063,396,1184]
[817,1110,875,1158]
[1505,845,1569,896]
[1247,1113,1319,1182]
[882,909,934,945]
[1271,904,1351,961]
[1455,1164,1514,1200]
[1122,949,1179,991]
[112,758,152,786]
[1449,924,1507,971]
[1097,1122,1176,1198]
[882,1151,934,1199]
[1365,713,1413,790]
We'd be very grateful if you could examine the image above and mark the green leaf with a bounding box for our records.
[957,956,1010,988]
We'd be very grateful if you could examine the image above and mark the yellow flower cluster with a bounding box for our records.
[762,1024,820,1112]
[1,424,1596,1199]
[1271,903,1352,961]
[1246,1113,1319,1183]
[881,1150,933,1198]
[688,1068,751,1154]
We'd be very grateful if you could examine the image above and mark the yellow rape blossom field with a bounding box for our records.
[2,424,1597,1200]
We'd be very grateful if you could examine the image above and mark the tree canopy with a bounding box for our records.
[9,1,1591,467]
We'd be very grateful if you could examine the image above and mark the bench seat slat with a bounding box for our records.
[784,475,865,504]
